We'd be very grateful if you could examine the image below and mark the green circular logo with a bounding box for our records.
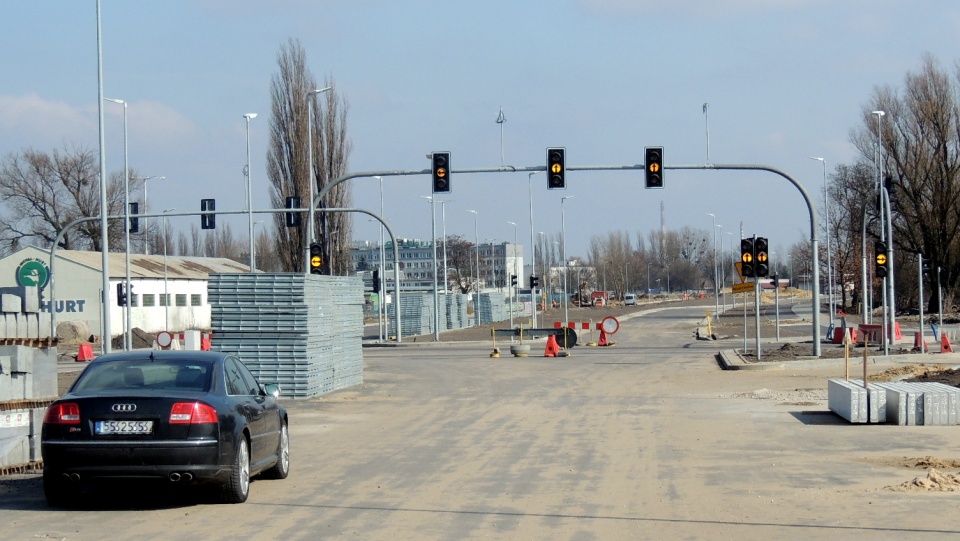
[16,259,49,288]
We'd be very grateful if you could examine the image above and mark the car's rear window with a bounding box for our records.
[73,358,213,392]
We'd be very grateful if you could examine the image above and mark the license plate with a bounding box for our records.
[95,420,154,435]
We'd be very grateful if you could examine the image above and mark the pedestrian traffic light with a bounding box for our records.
[510,274,518,287]
[309,243,323,275]
[530,275,540,289]
[645,147,663,189]
[875,241,888,278]
[547,147,565,189]
[116,282,126,307]
[285,196,302,228]
[432,152,450,193]
[754,237,769,277]
[201,198,215,230]
[128,202,139,233]
[372,269,381,293]
[740,238,755,278]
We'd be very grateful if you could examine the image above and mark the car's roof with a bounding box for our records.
[89,350,230,364]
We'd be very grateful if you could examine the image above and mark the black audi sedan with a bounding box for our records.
[41,350,289,506]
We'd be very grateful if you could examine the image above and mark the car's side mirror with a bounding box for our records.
[262,383,281,398]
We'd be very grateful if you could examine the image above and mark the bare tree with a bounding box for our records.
[0,144,142,254]
[444,235,477,294]
[267,39,352,274]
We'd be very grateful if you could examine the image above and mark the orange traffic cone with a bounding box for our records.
[544,334,560,357]
[942,333,954,354]
[597,329,609,346]
[76,343,94,362]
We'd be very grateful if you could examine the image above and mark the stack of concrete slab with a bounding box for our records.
[828,378,960,425]
[828,379,887,424]
[0,345,58,468]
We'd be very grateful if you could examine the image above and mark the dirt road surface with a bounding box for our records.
[7,298,960,540]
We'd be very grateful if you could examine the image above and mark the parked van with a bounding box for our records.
[624,293,637,306]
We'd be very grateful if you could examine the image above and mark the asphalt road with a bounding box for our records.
[5,303,960,540]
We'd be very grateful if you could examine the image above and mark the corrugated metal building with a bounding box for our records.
[0,247,250,340]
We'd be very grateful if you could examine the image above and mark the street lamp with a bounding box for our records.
[105,97,132,350]
[707,213,719,320]
[507,220,518,328]
[528,171,540,328]
[242,113,257,272]
[809,156,833,326]
[162,208,175,331]
[375,176,386,342]
[136,176,165,254]
[252,221,265,271]
[305,87,332,274]
[421,195,440,340]
[561,196,574,327]
[873,109,895,351]
[438,200,452,295]
[467,209,480,326]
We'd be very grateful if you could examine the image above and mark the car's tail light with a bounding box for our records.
[169,402,218,424]
[44,402,81,425]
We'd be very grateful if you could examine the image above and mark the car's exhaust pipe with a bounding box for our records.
[67,473,80,483]
[169,472,181,482]
[181,472,193,482]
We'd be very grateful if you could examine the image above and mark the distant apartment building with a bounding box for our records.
[351,239,523,294]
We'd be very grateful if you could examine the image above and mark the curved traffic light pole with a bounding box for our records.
[316,162,823,357]
[48,207,406,346]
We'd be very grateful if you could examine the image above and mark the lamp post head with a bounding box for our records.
[243,113,257,120]
[809,156,824,162]
[104,98,125,106]
[872,110,886,116]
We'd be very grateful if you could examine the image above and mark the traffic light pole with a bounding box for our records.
[316,162,822,357]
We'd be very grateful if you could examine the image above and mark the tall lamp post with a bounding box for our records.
[375,176,386,342]
[242,113,257,272]
[252,221,264,270]
[305,87,332,274]
[421,196,440,340]
[528,171,540,328]
[507,220,518,328]
[438,199,452,295]
[105,97,132,350]
[136,176,164,255]
[162,208,175,331]
[467,209,480,326]
[561,196,574,328]
[873,110,895,350]
[707,213,719,320]
[809,156,833,326]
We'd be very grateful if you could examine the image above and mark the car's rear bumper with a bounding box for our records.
[42,439,227,481]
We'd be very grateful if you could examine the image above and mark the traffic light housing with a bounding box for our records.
[309,243,323,275]
[740,238,756,278]
[754,237,769,277]
[547,148,565,189]
[432,152,450,193]
[128,202,139,233]
[372,269,381,293]
[530,275,540,289]
[875,241,888,278]
[510,274,518,287]
[201,198,215,230]
[921,256,931,276]
[645,147,663,189]
[285,196,302,228]
[116,282,127,307]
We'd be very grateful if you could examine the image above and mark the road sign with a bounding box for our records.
[734,262,746,283]
[732,282,754,294]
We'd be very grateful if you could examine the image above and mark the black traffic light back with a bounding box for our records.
[432,152,450,193]
[285,196,302,228]
[201,199,215,230]
[645,147,663,189]
[740,238,755,278]
[875,240,888,278]
[128,202,139,233]
[547,148,565,189]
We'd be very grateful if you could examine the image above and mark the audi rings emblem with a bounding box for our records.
[111,403,137,412]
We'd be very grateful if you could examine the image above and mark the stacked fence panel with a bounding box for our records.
[445,295,468,330]
[208,273,364,399]
[476,293,507,324]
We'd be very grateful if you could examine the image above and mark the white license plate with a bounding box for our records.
[95,420,154,435]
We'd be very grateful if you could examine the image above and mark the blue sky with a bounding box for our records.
[1,1,957,263]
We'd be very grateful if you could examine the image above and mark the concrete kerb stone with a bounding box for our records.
[719,347,960,371]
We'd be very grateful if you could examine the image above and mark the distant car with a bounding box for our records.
[624,293,637,305]
[41,350,289,506]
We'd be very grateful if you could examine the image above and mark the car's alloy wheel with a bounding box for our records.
[264,422,290,479]
[219,437,250,503]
